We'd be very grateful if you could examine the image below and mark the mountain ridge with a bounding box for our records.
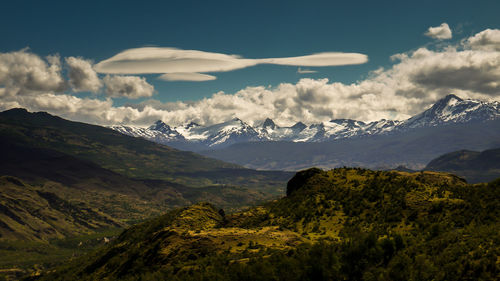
[425,147,500,183]
[109,94,500,149]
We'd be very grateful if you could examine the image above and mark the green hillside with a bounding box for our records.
[39,168,500,281]
[425,148,500,183]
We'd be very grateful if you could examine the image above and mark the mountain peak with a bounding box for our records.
[434,94,463,107]
[262,118,276,129]
[148,120,176,133]
[442,94,463,102]
[427,94,464,114]
[291,122,307,131]
[1,108,29,115]
[185,121,200,129]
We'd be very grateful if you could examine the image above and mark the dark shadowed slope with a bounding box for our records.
[425,148,500,183]
[0,108,292,194]
[0,108,240,182]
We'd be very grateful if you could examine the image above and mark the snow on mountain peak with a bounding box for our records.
[109,95,500,148]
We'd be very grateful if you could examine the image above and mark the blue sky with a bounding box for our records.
[0,0,499,126]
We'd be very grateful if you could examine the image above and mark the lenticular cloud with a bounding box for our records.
[94,47,368,81]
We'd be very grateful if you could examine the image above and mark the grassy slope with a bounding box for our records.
[40,168,500,280]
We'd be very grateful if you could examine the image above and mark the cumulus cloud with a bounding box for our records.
[466,29,500,51]
[65,57,102,92]
[297,67,317,74]
[158,72,216,81]
[425,23,452,40]
[103,75,155,99]
[94,47,368,81]
[0,50,66,96]
[2,28,500,127]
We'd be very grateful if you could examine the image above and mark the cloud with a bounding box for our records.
[158,72,217,81]
[402,48,500,95]
[425,23,452,40]
[2,28,500,128]
[94,47,368,81]
[466,29,500,51]
[103,75,155,99]
[297,67,317,74]
[0,50,66,96]
[261,52,368,66]
[65,57,102,92]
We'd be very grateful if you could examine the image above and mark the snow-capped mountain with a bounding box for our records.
[401,95,500,129]
[109,95,500,149]
[110,121,185,144]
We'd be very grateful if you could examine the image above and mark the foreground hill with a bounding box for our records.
[40,168,500,281]
[425,147,500,183]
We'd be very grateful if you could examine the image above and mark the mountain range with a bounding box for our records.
[110,95,500,171]
[110,94,500,149]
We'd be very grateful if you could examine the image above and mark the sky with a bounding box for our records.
[1,0,500,126]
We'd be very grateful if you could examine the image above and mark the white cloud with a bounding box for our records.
[103,75,155,99]
[0,50,66,96]
[425,23,452,40]
[158,72,217,81]
[466,29,500,51]
[94,47,258,74]
[297,67,317,74]
[65,57,102,92]
[94,47,368,81]
[260,52,368,66]
[2,28,500,128]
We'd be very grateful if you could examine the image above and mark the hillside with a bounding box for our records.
[0,136,273,226]
[0,108,238,182]
[0,176,121,242]
[425,148,500,183]
[0,109,292,278]
[39,168,500,281]
[0,108,292,207]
